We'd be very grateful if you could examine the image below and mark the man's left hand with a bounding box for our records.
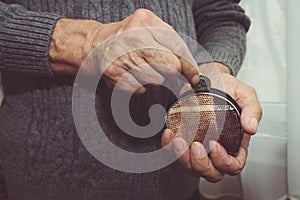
[161,63,262,183]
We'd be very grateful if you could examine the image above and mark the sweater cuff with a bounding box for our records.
[0,4,63,75]
[208,49,241,76]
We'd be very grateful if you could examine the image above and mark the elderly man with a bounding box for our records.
[0,0,262,199]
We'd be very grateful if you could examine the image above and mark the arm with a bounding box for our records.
[192,0,250,76]
[1,6,200,92]
[0,1,63,75]
[49,9,200,94]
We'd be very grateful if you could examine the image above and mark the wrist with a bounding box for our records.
[49,18,102,75]
[213,62,232,75]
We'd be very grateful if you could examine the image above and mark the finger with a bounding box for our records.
[172,137,192,171]
[50,62,78,75]
[121,55,165,86]
[148,29,200,85]
[103,66,147,95]
[142,47,182,77]
[240,100,262,135]
[237,87,262,135]
[178,56,200,86]
[142,47,200,86]
[124,10,200,85]
[179,82,192,96]
[222,74,262,135]
[190,142,224,182]
[125,15,200,86]
[209,139,248,176]
[127,9,173,30]
[103,75,147,95]
[161,129,174,149]
[240,132,251,150]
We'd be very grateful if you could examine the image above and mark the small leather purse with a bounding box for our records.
[166,75,243,154]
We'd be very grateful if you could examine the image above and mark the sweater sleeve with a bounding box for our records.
[0,1,63,75]
[192,0,250,76]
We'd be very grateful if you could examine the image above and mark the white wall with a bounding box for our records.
[287,0,300,198]
[239,1,288,199]
[239,0,287,137]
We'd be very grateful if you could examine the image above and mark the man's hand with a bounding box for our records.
[49,9,200,94]
[161,63,262,182]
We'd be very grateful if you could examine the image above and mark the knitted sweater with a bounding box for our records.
[0,0,250,200]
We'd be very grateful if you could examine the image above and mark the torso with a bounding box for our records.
[0,1,199,199]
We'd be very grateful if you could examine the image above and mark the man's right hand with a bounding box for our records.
[49,9,200,94]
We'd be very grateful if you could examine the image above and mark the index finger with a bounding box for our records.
[149,28,200,85]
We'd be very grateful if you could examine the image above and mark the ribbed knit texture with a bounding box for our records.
[193,0,250,75]
[0,2,63,74]
[0,1,250,200]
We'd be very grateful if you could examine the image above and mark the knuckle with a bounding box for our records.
[123,31,143,44]
[133,87,147,95]
[228,163,244,176]
[223,159,233,170]
[229,168,243,176]
[158,52,181,72]
[192,160,210,174]
[251,104,263,119]
[103,78,115,89]
[247,85,256,95]
[167,58,181,73]
[147,50,181,74]
[185,66,198,77]
[205,175,224,183]
[104,65,120,78]
[131,9,153,21]
[258,103,263,113]
[257,106,263,118]
[201,163,211,173]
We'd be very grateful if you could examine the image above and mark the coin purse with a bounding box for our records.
[165,76,243,154]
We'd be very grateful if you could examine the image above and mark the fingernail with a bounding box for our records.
[191,75,200,85]
[173,139,185,153]
[250,117,258,133]
[164,131,171,140]
[192,142,205,158]
[209,141,218,153]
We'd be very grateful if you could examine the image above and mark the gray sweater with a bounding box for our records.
[0,0,250,200]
